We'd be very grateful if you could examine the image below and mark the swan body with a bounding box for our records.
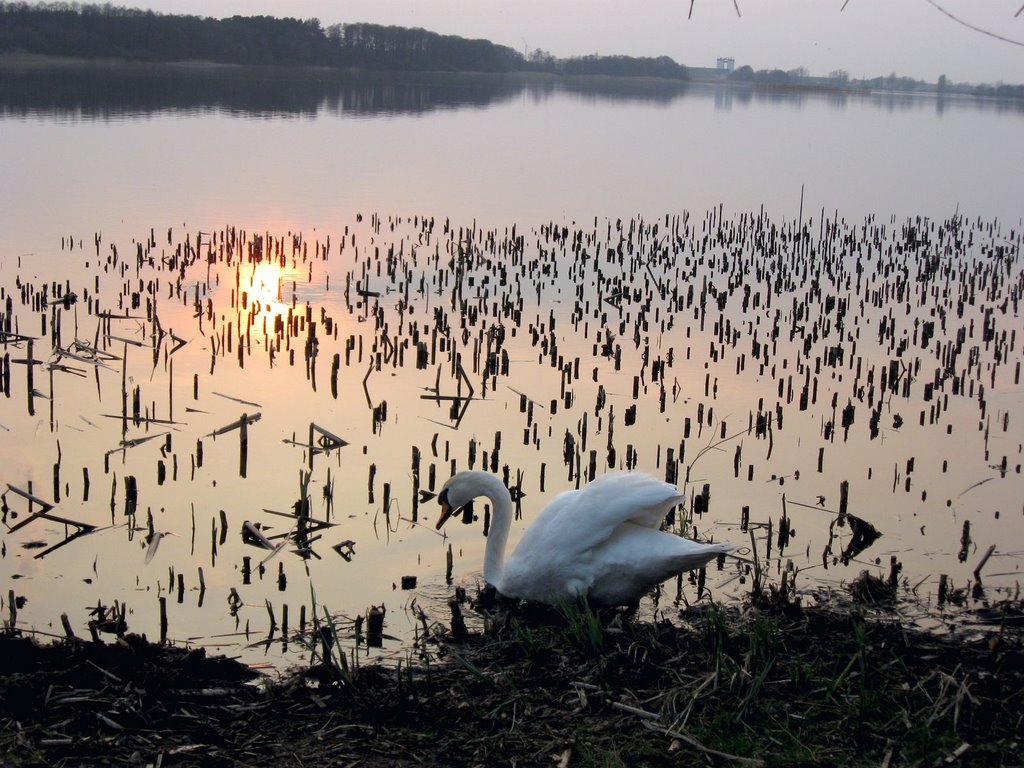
[436,470,734,605]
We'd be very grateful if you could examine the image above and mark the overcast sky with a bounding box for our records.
[131,0,1022,84]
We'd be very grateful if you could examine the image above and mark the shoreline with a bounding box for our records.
[2,588,1022,767]
[3,52,1019,106]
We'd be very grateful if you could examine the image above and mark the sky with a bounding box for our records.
[125,0,1022,84]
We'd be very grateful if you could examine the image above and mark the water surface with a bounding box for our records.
[1,66,1021,667]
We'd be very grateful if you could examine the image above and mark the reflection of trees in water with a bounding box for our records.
[1,64,1020,119]
[0,65,311,117]
[0,64,695,118]
[0,66,520,118]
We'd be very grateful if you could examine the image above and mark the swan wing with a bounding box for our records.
[512,472,681,561]
[534,472,681,546]
[498,472,686,602]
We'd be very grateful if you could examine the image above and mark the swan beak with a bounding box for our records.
[436,501,456,530]
[435,489,456,530]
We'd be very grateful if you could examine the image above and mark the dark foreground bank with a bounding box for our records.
[2,589,1022,768]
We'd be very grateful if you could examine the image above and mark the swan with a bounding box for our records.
[435,470,734,605]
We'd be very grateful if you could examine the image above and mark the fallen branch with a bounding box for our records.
[973,545,996,580]
[641,720,766,767]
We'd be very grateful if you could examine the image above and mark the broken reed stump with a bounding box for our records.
[838,479,849,520]
[159,596,168,644]
[449,598,468,641]
[60,612,78,641]
[239,412,248,477]
[973,544,996,580]
[366,605,385,647]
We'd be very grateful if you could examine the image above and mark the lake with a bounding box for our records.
[1,62,1022,668]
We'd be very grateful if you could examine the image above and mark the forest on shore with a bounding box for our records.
[0,2,690,80]
[2,4,1023,104]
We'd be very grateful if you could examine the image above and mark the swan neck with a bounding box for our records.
[481,477,513,588]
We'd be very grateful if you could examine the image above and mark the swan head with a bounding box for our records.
[434,471,495,530]
[435,485,459,530]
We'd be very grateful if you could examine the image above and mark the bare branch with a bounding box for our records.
[925,0,1024,47]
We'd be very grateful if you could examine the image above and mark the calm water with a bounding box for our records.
[1,65,1022,668]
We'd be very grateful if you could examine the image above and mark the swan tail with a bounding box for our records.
[672,542,735,571]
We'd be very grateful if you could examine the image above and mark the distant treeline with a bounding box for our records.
[0,2,690,80]
[4,3,1018,98]
[725,65,1023,101]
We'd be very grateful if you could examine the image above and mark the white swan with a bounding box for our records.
[435,470,734,605]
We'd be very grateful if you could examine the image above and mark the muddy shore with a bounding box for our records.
[2,586,1022,768]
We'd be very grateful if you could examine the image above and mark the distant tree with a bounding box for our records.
[328,23,525,72]
[0,3,336,65]
[728,65,755,82]
[560,54,687,80]
[527,48,556,72]
[757,69,792,85]
[995,83,1024,99]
